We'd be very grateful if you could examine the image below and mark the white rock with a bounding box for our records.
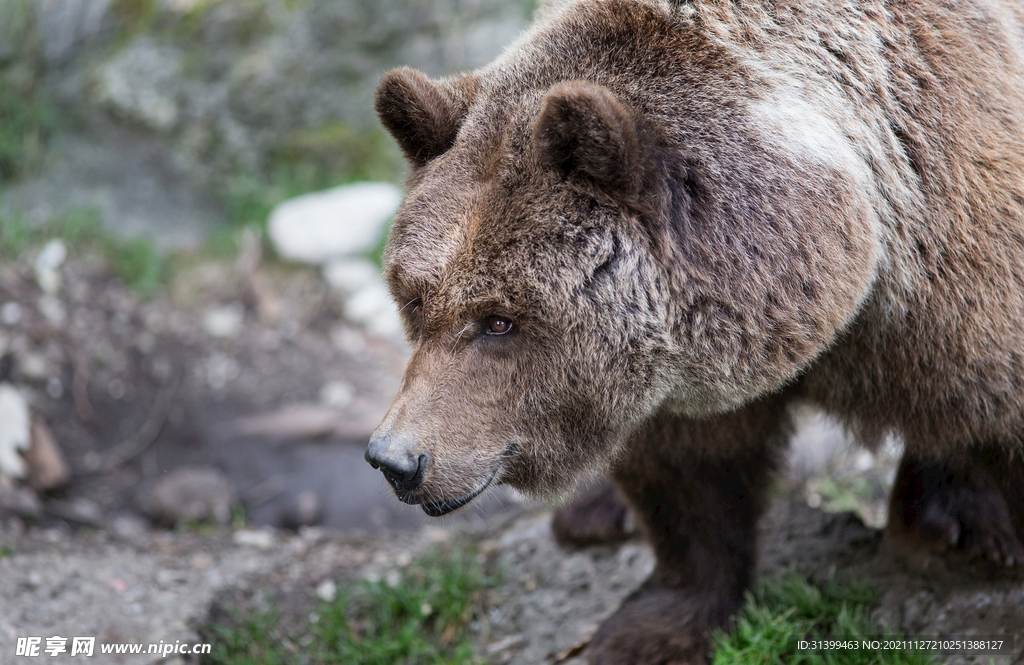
[0,302,21,326]
[34,239,67,294]
[343,282,403,340]
[315,579,337,603]
[203,302,245,338]
[319,380,355,409]
[233,528,276,549]
[0,384,31,479]
[268,182,400,264]
[96,39,182,132]
[322,257,382,296]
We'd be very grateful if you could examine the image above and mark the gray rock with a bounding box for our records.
[2,127,224,249]
[96,39,184,132]
[31,0,111,64]
[144,467,237,526]
[1,301,22,326]
[203,302,245,339]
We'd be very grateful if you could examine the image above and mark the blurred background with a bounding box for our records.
[0,0,539,535]
[0,0,897,538]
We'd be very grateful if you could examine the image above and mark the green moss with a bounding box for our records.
[273,122,402,185]
[111,0,160,41]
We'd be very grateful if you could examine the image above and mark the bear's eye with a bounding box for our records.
[484,316,514,336]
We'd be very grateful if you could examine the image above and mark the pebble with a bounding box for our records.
[319,380,355,409]
[315,579,337,602]
[322,258,382,296]
[203,302,245,338]
[0,302,21,326]
[34,240,67,294]
[233,529,276,549]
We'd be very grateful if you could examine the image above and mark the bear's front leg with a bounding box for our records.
[587,395,792,665]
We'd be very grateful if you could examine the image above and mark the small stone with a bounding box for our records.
[315,579,337,603]
[268,182,401,264]
[34,240,67,294]
[203,302,245,338]
[37,295,66,327]
[233,528,276,549]
[319,380,355,409]
[46,377,63,399]
[0,302,21,326]
[110,514,149,538]
[343,282,403,340]
[18,354,49,381]
[144,467,237,525]
[323,258,382,296]
[0,384,31,479]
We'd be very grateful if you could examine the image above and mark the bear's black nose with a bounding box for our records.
[365,433,428,492]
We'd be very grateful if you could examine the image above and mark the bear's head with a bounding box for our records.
[366,0,880,515]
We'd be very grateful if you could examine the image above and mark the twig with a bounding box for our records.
[70,346,100,427]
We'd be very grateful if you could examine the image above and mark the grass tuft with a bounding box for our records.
[203,545,490,665]
[712,575,937,665]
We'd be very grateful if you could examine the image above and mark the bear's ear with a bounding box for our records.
[375,67,475,167]
[533,81,643,194]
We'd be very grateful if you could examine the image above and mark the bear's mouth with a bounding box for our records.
[398,468,498,517]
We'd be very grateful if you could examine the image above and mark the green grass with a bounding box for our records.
[203,546,490,665]
[0,544,13,558]
[713,575,938,665]
[0,75,55,183]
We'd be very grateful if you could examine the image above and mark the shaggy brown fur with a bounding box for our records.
[368,0,1024,661]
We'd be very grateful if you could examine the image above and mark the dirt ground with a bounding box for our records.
[0,243,521,533]
[3,248,1022,665]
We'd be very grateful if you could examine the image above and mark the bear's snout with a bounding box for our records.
[365,431,428,494]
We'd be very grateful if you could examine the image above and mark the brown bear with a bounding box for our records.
[365,0,1024,661]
